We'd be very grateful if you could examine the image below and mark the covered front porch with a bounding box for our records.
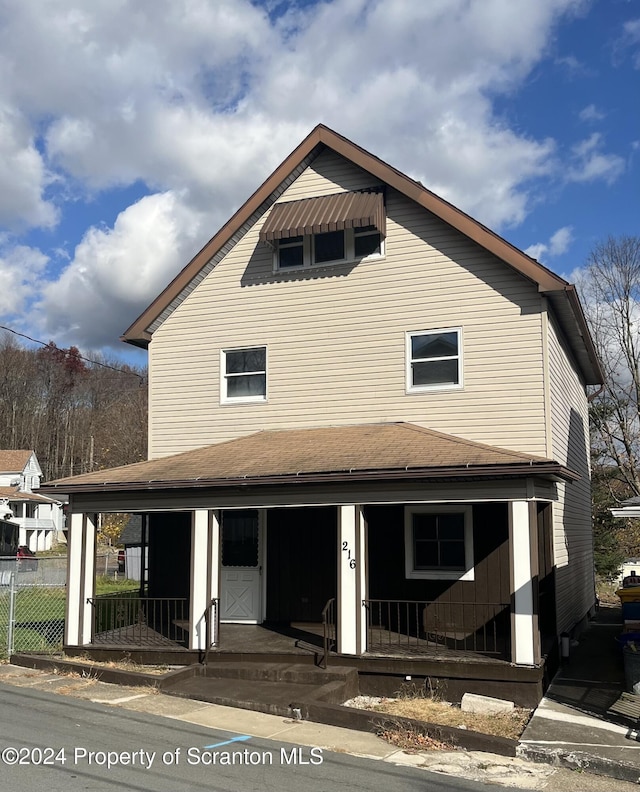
[67,495,554,671]
[43,423,572,700]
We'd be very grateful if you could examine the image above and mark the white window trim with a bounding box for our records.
[220,346,267,405]
[404,504,474,581]
[406,327,463,393]
[273,227,384,272]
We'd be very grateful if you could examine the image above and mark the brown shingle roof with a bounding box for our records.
[0,450,33,473]
[43,423,577,493]
[0,486,56,504]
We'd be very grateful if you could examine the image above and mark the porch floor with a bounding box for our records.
[90,621,510,665]
[209,622,325,655]
[211,623,510,664]
[92,625,188,649]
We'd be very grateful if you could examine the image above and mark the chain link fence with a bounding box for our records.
[0,557,67,657]
[0,554,116,658]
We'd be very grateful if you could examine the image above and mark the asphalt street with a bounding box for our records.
[0,682,480,792]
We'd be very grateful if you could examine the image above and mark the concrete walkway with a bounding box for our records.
[519,604,640,784]
[0,661,635,790]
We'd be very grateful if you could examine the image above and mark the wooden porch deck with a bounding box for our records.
[91,621,510,664]
[209,623,510,665]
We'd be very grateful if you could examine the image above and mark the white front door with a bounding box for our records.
[220,510,262,623]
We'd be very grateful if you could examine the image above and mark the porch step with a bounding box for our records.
[202,661,355,686]
[162,662,359,716]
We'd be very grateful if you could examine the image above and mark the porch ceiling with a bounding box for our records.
[41,422,578,495]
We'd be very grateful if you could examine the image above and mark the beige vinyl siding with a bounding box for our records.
[149,150,548,460]
[546,310,594,634]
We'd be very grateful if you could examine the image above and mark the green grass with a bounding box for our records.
[95,576,139,596]
[0,578,140,658]
[0,588,66,656]
[0,587,66,621]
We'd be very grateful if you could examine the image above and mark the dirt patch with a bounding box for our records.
[346,695,531,741]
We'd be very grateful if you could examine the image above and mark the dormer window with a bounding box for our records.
[260,190,385,272]
[278,236,304,269]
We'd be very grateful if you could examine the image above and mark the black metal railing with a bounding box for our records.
[88,593,189,646]
[320,597,336,669]
[364,599,511,658]
[202,597,220,666]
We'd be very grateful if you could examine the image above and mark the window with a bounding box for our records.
[314,230,345,263]
[407,328,462,391]
[275,227,383,271]
[277,236,304,269]
[221,347,266,403]
[404,505,474,580]
[354,225,382,257]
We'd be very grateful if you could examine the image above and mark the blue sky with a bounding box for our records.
[0,0,637,365]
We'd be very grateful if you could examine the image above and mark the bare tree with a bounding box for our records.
[0,334,147,480]
[578,235,640,497]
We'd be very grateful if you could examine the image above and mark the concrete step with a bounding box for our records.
[162,661,360,714]
[167,675,318,717]
[200,661,356,685]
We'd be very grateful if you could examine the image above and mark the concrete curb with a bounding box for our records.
[10,654,518,757]
[10,652,171,689]
[517,743,640,785]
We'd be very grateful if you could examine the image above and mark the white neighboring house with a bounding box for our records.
[0,450,67,552]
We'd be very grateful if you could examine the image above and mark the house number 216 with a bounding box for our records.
[342,541,356,569]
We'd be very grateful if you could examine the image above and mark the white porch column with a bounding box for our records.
[337,505,367,655]
[509,501,539,666]
[64,512,96,647]
[189,509,220,651]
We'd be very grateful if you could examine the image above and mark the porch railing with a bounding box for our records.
[88,593,189,646]
[364,599,511,658]
[320,597,336,669]
[202,597,219,666]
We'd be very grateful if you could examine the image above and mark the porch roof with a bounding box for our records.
[42,423,578,494]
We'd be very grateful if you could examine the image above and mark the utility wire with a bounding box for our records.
[0,324,146,382]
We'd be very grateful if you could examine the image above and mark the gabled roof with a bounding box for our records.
[42,422,578,494]
[0,450,37,474]
[121,124,602,385]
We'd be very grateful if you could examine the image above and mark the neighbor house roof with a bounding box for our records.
[0,450,35,473]
[611,495,640,518]
[120,124,603,385]
[0,486,57,504]
[42,423,578,494]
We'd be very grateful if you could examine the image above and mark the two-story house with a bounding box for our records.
[44,126,602,705]
[0,450,66,551]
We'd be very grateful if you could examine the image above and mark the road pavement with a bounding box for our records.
[0,682,477,792]
[1,663,637,791]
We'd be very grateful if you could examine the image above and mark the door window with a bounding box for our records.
[222,510,259,567]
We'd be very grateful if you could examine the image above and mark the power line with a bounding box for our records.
[0,324,146,382]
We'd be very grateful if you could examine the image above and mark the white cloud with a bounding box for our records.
[0,245,49,316]
[0,0,623,348]
[525,226,573,262]
[0,0,583,230]
[616,18,640,68]
[579,103,605,122]
[37,192,208,349]
[567,133,625,184]
[0,106,58,230]
[549,226,574,255]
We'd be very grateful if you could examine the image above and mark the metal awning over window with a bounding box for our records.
[259,190,385,244]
